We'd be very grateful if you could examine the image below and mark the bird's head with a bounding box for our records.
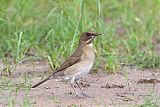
[79,32,101,45]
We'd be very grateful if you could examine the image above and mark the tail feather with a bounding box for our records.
[31,74,53,88]
[31,62,69,88]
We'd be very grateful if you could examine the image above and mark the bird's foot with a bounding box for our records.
[81,92,90,98]
[74,92,90,98]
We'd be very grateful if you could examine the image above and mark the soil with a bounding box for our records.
[0,61,160,107]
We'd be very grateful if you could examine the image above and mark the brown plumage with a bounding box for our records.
[31,32,100,96]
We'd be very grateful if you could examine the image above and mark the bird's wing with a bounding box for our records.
[31,55,82,88]
[56,45,82,72]
[31,45,83,88]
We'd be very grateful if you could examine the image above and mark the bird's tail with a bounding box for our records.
[32,68,63,88]
[31,74,53,88]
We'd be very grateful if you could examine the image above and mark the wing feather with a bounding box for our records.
[56,44,82,72]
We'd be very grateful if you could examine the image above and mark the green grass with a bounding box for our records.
[139,91,160,107]
[1,1,160,106]
[0,75,32,106]
[0,0,160,72]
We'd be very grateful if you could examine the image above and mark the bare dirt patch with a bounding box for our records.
[0,61,160,107]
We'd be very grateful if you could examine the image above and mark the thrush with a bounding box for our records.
[32,31,100,96]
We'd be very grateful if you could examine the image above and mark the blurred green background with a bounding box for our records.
[0,0,160,72]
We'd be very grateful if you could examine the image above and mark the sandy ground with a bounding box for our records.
[0,61,160,107]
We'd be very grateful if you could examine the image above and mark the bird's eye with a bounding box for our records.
[86,33,90,37]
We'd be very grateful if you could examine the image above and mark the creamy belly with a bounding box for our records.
[72,61,94,80]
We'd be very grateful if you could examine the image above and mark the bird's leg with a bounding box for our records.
[75,80,88,97]
[71,83,79,97]
[70,77,79,97]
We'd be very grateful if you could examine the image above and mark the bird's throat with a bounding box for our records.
[88,43,93,47]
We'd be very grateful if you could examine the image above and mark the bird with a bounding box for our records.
[31,31,101,97]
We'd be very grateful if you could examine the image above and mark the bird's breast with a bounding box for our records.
[81,43,95,64]
[63,43,95,81]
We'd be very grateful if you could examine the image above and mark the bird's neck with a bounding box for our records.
[88,43,93,47]
[78,41,93,46]
[81,42,95,62]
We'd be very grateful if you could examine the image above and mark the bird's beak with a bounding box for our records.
[85,32,100,44]
[93,32,101,36]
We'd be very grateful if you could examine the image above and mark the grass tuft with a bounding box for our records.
[0,0,160,72]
